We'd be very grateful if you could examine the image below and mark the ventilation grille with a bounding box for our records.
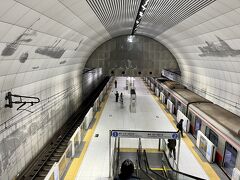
[137,0,216,37]
[87,0,141,36]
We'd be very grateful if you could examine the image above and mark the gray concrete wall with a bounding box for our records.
[0,68,103,180]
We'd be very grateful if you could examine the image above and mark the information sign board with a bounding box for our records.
[111,130,179,139]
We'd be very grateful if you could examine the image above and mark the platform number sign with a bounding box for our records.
[172,133,178,139]
[112,131,119,137]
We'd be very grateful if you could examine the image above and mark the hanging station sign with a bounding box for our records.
[110,130,179,139]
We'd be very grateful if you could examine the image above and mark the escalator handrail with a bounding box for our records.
[112,147,118,177]
[143,150,168,180]
[116,141,120,177]
[137,150,155,180]
[162,151,206,180]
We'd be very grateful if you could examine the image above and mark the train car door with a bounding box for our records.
[223,142,238,177]
[194,116,202,138]
[205,127,218,147]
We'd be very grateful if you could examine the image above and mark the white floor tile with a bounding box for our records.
[75,77,209,180]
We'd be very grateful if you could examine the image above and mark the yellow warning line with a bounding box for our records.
[119,148,161,153]
[150,167,171,171]
[64,85,112,180]
[145,81,220,180]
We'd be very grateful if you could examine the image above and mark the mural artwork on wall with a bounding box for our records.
[32,66,39,70]
[198,36,240,57]
[86,35,180,76]
[0,127,28,177]
[19,52,29,63]
[1,30,37,57]
[74,39,84,51]
[35,39,65,59]
[0,111,51,178]
[59,60,66,64]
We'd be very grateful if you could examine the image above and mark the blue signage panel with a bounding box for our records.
[172,133,178,139]
[112,131,119,137]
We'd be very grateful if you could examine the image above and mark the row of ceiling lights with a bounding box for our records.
[131,0,150,35]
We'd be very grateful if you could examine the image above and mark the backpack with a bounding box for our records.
[176,122,180,129]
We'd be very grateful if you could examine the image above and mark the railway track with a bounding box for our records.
[17,77,110,180]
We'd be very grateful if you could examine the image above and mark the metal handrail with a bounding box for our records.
[162,151,206,180]
[143,150,168,180]
[137,149,154,180]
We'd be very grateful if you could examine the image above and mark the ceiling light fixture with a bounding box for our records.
[127,35,134,43]
[131,0,150,35]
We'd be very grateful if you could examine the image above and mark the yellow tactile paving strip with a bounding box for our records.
[146,82,220,180]
[64,85,112,180]
[119,148,159,153]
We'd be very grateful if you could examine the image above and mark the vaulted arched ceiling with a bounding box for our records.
[0,0,239,116]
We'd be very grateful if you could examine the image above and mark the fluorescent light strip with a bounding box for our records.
[131,0,150,35]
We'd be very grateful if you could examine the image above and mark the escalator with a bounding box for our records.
[113,147,207,179]
[160,151,206,180]
[142,149,206,180]
[137,149,167,180]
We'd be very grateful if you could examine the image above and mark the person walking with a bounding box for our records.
[120,93,123,101]
[115,91,119,102]
[177,119,184,137]
[115,80,117,88]
[167,139,177,160]
[120,93,124,107]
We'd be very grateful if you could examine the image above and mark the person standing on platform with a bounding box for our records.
[120,93,123,101]
[177,119,184,137]
[115,91,119,102]
[167,139,176,160]
[120,93,124,107]
[115,80,117,88]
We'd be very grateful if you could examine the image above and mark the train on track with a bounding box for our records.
[144,77,240,179]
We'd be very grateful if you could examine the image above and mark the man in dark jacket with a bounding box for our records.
[167,139,177,160]
[115,91,119,102]
[177,119,184,137]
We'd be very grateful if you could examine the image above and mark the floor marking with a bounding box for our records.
[150,167,171,171]
[64,85,112,180]
[119,148,161,153]
[144,80,220,180]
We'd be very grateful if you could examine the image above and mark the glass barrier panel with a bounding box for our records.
[74,130,80,148]
[66,142,72,162]
[58,142,72,178]
[49,173,54,180]
[44,163,57,180]
[58,154,66,178]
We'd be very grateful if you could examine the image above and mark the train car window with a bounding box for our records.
[205,127,210,138]
[223,142,237,177]
[177,101,181,109]
[183,106,187,115]
[188,111,193,121]
[159,86,163,92]
[194,116,202,138]
[171,96,176,104]
[205,127,218,147]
